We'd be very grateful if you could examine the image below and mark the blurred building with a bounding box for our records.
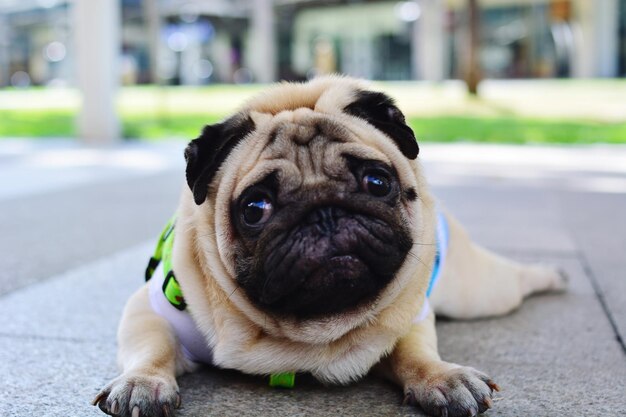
[0,0,73,87]
[284,0,626,80]
[0,0,625,88]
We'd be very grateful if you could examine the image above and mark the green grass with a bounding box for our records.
[0,109,222,139]
[408,116,626,144]
[122,112,222,139]
[0,109,76,137]
[2,82,626,143]
[1,109,624,144]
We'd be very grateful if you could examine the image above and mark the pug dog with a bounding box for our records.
[93,76,566,417]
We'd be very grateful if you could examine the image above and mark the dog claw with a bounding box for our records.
[175,393,182,409]
[487,381,501,392]
[97,398,109,414]
[483,397,493,409]
[91,391,107,407]
[111,400,119,415]
[402,391,415,406]
[163,404,173,417]
[131,405,139,417]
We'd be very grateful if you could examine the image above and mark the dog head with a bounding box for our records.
[183,76,435,340]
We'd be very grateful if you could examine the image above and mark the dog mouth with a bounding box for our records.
[303,255,368,289]
[236,206,412,318]
[255,250,384,317]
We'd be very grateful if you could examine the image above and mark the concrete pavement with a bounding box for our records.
[1,140,625,416]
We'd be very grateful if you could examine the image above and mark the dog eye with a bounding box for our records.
[242,194,274,226]
[361,170,391,197]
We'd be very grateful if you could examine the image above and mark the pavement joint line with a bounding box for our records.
[0,165,182,203]
[0,266,97,300]
[0,239,155,300]
[493,248,579,259]
[577,249,626,357]
[0,332,104,344]
[0,275,79,299]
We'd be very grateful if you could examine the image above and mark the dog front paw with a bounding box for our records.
[403,365,499,417]
[92,371,181,417]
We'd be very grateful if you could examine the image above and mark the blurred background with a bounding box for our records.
[0,0,625,144]
[2,4,626,415]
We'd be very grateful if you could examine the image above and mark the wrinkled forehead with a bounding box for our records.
[243,76,368,116]
[231,108,392,197]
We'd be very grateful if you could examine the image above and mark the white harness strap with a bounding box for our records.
[414,298,432,323]
[148,266,215,364]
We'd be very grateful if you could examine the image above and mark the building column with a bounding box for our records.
[249,0,276,83]
[0,15,9,87]
[143,0,161,84]
[573,0,619,77]
[73,0,121,144]
[412,0,447,81]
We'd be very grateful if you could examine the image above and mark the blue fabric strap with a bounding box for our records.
[426,211,449,298]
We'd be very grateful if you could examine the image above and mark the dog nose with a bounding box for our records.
[306,206,347,236]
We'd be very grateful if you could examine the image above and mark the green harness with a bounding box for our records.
[145,216,295,388]
[145,216,186,310]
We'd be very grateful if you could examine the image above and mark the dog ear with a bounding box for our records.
[184,114,255,205]
[344,91,419,159]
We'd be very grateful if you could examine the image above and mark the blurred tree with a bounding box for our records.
[466,0,481,95]
[143,0,161,84]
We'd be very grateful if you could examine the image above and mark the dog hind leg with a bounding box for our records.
[429,213,567,320]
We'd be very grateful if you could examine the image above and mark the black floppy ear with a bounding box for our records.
[344,91,419,159]
[184,114,255,205]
